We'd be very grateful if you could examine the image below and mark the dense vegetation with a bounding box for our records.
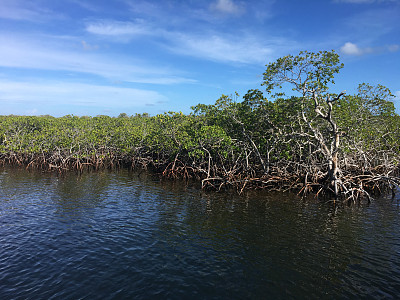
[1,50,399,202]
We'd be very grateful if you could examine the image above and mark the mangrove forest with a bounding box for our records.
[1,50,400,203]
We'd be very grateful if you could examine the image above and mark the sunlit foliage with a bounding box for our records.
[1,51,399,202]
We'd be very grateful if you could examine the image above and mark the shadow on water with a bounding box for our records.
[1,167,400,299]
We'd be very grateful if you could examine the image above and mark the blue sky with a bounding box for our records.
[0,0,399,117]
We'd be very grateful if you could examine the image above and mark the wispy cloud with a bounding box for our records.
[0,80,167,108]
[125,0,231,25]
[0,33,194,84]
[210,0,243,14]
[340,6,400,43]
[83,2,284,65]
[165,33,280,64]
[85,19,154,38]
[334,0,397,3]
[85,19,295,64]
[0,0,62,21]
[68,0,101,12]
[340,42,399,55]
[81,40,99,51]
[388,45,400,52]
[123,0,275,32]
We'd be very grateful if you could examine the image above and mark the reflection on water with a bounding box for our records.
[1,167,400,299]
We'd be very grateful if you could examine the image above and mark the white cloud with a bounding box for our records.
[85,19,292,65]
[395,91,400,100]
[165,32,288,64]
[340,42,399,56]
[340,42,364,55]
[210,0,242,14]
[0,34,194,84]
[0,80,167,108]
[86,20,153,38]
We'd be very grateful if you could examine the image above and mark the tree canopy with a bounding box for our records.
[1,50,399,203]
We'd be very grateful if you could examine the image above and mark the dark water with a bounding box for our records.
[1,168,400,299]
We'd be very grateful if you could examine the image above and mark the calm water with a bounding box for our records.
[1,168,400,299]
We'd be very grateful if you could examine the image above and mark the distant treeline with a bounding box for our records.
[1,50,400,203]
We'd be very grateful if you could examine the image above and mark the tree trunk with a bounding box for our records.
[328,153,339,196]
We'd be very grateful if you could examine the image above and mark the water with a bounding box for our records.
[1,168,400,299]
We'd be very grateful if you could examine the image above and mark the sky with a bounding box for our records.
[0,0,399,117]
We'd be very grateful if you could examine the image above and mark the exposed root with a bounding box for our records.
[0,150,399,204]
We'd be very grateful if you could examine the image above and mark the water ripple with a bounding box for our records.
[1,168,400,299]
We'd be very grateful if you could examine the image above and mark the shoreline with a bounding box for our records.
[1,150,399,203]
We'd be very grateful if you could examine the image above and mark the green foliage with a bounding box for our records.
[262,50,343,98]
[335,83,398,152]
[0,49,399,198]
